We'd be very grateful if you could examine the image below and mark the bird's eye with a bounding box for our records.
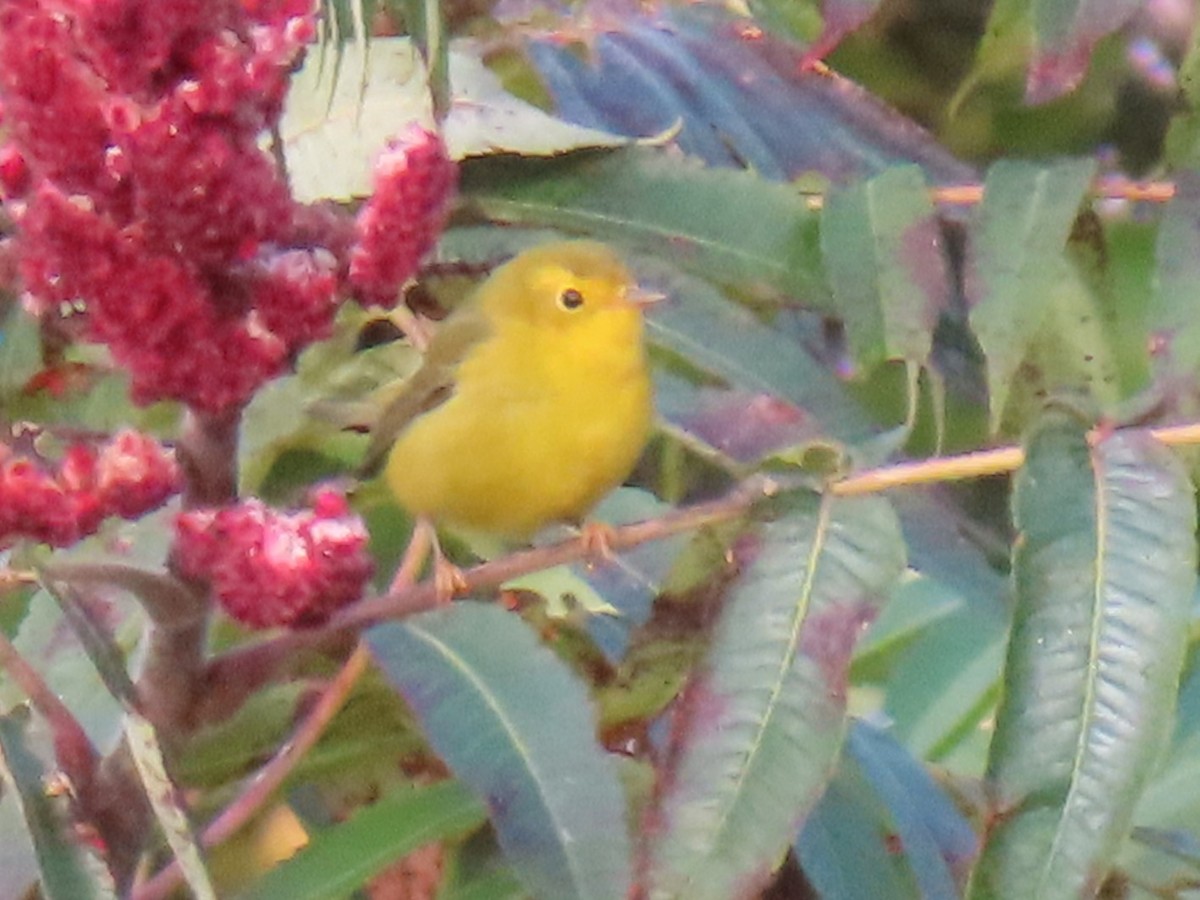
[558,288,585,311]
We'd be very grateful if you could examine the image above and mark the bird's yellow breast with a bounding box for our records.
[384,305,652,538]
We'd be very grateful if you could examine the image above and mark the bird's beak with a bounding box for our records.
[625,286,667,309]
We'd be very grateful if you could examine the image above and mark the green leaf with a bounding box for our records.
[0,711,117,899]
[968,412,1198,899]
[39,581,138,708]
[846,722,975,899]
[282,39,629,202]
[458,147,827,305]
[0,589,143,751]
[125,713,215,900]
[821,165,948,375]
[0,784,40,896]
[34,576,213,898]
[797,753,922,900]
[282,35,425,193]
[176,683,306,789]
[1150,169,1200,377]
[851,573,964,684]
[1165,25,1200,167]
[367,604,633,900]
[0,304,42,397]
[444,53,629,161]
[808,0,886,57]
[965,157,1096,431]
[1129,826,1200,869]
[1026,0,1141,104]
[402,0,448,119]
[524,10,973,185]
[440,826,531,900]
[441,867,528,900]
[884,602,1006,764]
[241,781,486,900]
[798,719,976,900]
[641,264,876,446]
[644,493,906,899]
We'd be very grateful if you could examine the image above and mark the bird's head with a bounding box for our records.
[482,240,661,332]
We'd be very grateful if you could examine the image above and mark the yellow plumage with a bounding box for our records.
[377,241,656,540]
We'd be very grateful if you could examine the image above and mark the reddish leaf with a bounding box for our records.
[1026,0,1142,104]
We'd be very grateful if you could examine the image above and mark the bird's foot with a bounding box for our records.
[432,554,469,604]
[579,521,619,564]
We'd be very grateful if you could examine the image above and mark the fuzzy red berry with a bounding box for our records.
[349,126,458,307]
[0,144,29,198]
[173,488,373,629]
[1,0,334,415]
[0,430,180,549]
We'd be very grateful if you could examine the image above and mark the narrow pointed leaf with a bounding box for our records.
[846,722,976,898]
[1130,825,1200,869]
[367,604,632,900]
[796,759,920,900]
[282,39,628,202]
[645,493,906,899]
[0,786,40,897]
[125,713,215,900]
[797,720,976,899]
[402,0,448,119]
[0,712,116,899]
[37,580,214,898]
[458,147,827,304]
[965,158,1096,431]
[1165,29,1200,167]
[1151,169,1200,376]
[821,164,949,375]
[1027,0,1142,104]
[969,413,1197,899]
[526,12,975,186]
[807,0,885,59]
[39,582,138,708]
[641,265,876,445]
[243,781,486,900]
[0,590,139,750]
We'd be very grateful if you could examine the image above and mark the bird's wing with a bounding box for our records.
[358,307,493,477]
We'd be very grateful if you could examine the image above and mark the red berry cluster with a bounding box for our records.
[0,429,180,548]
[173,487,374,628]
[349,125,458,307]
[0,0,452,414]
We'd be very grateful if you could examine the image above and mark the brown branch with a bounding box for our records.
[832,421,1200,497]
[199,419,1200,716]
[336,480,771,628]
[176,408,240,509]
[196,481,772,717]
[803,176,1177,212]
[929,177,1176,208]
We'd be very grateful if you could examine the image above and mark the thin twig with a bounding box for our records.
[40,562,204,626]
[134,642,373,900]
[804,176,1177,212]
[832,421,1200,497]
[335,480,771,629]
[930,177,1176,208]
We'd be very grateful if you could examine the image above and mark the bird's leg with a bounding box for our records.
[392,518,468,603]
[579,521,619,565]
[430,530,468,604]
[391,517,435,593]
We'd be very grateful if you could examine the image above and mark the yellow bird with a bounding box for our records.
[364,241,660,596]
